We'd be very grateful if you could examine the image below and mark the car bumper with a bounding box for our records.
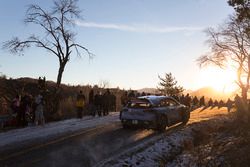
[121,119,156,128]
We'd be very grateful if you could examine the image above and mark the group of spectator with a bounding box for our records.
[120,90,149,107]
[10,93,45,127]
[75,89,153,119]
[172,93,238,113]
[206,98,235,112]
[75,88,117,118]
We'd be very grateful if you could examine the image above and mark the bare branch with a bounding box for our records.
[3,37,30,54]
[69,43,94,59]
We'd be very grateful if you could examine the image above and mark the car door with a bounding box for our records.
[163,98,182,125]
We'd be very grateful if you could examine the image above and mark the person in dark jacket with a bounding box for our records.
[226,98,233,112]
[192,96,199,107]
[208,98,213,107]
[213,100,219,107]
[110,92,116,112]
[76,90,86,119]
[218,100,224,109]
[121,91,128,107]
[19,95,31,127]
[234,94,243,113]
[128,90,136,100]
[11,94,20,115]
[88,89,95,116]
[184,94,191,108]
[103,89,112,116]
[94,91,103,116]
[199,96,205,106]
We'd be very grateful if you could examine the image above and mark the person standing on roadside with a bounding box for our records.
[76,90,86,118]
[34,93,45,126]
[199,96,205,107]
[226,98,233,112]
[121,91,128,107]
[11,94,20,115]
[88,89,95,116]
[94,91,103,116]
[19,95,29,127]
[128,90,136,100]
[103,89,112,116]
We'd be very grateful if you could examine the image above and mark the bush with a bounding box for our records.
[58,96,76,119]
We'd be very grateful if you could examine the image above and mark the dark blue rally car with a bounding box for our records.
[120,95,190,131]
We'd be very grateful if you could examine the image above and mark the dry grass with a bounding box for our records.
[189,106,232,124]
[57,96,76,119]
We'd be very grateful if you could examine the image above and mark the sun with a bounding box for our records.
[197,66,237,93]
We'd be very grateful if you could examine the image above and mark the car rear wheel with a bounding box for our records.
[156,115,167,131]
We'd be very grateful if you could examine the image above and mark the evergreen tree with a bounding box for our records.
[157,73,184,96]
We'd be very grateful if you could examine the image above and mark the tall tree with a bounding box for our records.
[157,73,184,96]
[197,16,250,102]
[3,0,93,88]
[228,0,250,21]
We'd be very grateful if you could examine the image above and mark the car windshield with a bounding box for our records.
[127,99,151,108]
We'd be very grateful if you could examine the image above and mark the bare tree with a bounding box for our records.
[3,0,93,88]
[197,16,250,101]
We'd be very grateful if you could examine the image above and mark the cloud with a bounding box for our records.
[75,20,204,33]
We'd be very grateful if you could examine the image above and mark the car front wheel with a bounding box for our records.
[156,115,168,131]
[182,110,190,124]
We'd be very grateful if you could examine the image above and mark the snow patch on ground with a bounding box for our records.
[0,112,119,152]
[97,126,194,167]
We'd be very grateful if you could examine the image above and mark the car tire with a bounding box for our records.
[182,110,190,125]
[156,115,167,131]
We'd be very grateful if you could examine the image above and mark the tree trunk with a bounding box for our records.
[51,61,67,115]
[241,87,248,102]
[56,61,67,88]
[240,86,249,123]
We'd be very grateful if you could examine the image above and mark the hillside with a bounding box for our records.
[190,87,235,101]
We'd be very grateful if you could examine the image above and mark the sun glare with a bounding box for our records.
[198,66,237,93]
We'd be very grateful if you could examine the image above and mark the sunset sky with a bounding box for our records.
[0,0,235,91]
